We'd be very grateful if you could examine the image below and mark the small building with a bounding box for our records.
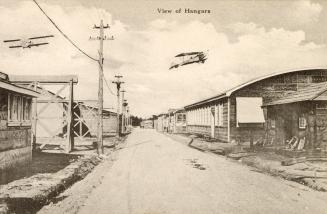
[77,104,117,137]
[162,114,169,132]
[141,119,154,129]
[184,68,327,146]
[167,109,178,133]
[152,115,158,130]
[156,113,167,132]
[0,72,39,171]
[171,108,187,133]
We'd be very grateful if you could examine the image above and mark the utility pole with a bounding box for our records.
[123,99,128,133]
[91,19,113,154]
[112,75,124,137]
[126,106,130,131]
[121,90,126,134]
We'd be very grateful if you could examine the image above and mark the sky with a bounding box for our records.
[1,0,327,118]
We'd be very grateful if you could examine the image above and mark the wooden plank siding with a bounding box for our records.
[185,69,327,144]
[0,86,33,171]
[0,128,31,152]
[186,99,229,142]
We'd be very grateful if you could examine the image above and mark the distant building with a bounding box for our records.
[77,104,117,137]
[170,109,187,133]
[156,113,168,132]
[0,72,39,171]
[141,119,154,129]
[154,109,186,134]
[184,68,327,149]
[167,109,178,133]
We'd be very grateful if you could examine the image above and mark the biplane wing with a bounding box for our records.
[175,52,202,57]
[29,35,54,40]
[169,63,179,70]
[9,45,22,48]
[3,39,21,43]
[170,51,208,70]
[28,42,49,47]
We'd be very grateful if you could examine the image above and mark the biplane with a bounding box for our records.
[169,51,207,69]
[3,35,54,48]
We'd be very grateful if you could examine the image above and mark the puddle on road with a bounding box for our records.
[184,158,207,170]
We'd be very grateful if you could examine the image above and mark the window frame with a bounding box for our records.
[218,103,224,127]
[299,116,307,129]
[8,93,32,126]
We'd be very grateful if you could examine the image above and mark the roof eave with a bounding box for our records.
[0,81,39,97]
[184,93,227,109]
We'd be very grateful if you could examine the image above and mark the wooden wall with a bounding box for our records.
[0,128,32,170]
[0,87,33,171]
[0,128,31,151]
[103,113,117,134]
[312,102,327,149]
[186,98,229,142]
[229,70,327,143]
[265,102,322,147]
[187,125,211,136]
[78,105,117,136]
[186,69,327,143]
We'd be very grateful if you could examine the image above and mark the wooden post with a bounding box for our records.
[66,79,74,153]
[32,81,38,151]
[121,90,125,134]
[112,75,124,138]
[227,98,231,143]
[97,20,104,154]
[117,89,120,137]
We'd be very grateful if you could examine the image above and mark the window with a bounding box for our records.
[207,107,210,125]
[196,109,200,125]
[236,97,265,126]
[204,108,209,125]
[271,119,276,128]
[208,107,212,125]
[215,105,218,126]
[0,93,8,120]
[177,113,185,123]
[205,108,208,125]
[299,116,307,129]
[8,93,32,126]
[218,103,224,126]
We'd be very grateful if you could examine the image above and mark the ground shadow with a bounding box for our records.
[0,151,80,185]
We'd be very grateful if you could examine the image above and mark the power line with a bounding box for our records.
[32,0,98,62]
[97,60,116,96]
[103,73,115,96]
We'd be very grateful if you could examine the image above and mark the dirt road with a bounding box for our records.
[72,129,327,214]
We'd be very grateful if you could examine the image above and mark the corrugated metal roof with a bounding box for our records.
[184,67,327,109]
[264,82,327,106]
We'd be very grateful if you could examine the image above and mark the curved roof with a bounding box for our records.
[264,81,327,106]
[184,66,327,109]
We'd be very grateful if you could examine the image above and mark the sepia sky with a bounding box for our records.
[1,0,327,117]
